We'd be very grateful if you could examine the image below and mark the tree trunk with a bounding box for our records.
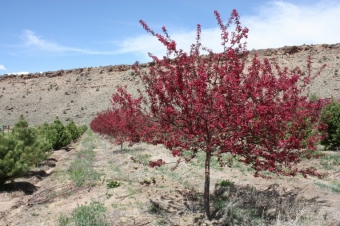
[204,151,211,220]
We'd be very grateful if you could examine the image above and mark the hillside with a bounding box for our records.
[1,43,340,127]
[1,43,340,225]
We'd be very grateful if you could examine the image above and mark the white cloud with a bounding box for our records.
[116,1,340,61]
[8,71,29,75]
[0,65,6,70]
[243,1,340,49]
[116,28,224,61]
[21,30,117,55]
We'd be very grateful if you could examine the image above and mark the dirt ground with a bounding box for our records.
[0,131,340,226]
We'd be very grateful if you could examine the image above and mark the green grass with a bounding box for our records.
[134,153,152,165]
[320,152,340,170]
[68,130,101,187]
[58,201,109,226]
[315,181,340,194]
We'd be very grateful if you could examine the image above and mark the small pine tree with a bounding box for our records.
[0,115,52,186]
[67,120,80,141]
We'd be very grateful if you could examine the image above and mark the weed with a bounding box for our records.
[219,179,235,187]
[141,178,151,185]
[58,201,109,226]
[107,180,120,189]
[65,91,69,95]
[96,88,99,91]
[151,176,156,184]
[30,212,39,217]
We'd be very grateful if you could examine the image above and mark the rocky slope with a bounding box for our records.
[0,43,340,127]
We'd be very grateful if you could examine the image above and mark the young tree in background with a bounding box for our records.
[91,10,326,219]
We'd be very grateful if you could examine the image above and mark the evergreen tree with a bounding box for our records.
[0,115,51,186]
[50,117,72,150]
[67,120,80,141]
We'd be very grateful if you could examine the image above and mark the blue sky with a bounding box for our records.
[1,0,339,75]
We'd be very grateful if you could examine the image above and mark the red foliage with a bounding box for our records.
[91,10,326,219]
[90,86,156,146]
[149,159,165,168]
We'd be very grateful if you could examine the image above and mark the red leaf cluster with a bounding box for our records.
[149,159,165,168]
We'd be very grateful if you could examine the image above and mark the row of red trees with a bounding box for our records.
[91,10,327,220]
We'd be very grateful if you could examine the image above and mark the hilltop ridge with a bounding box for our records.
[1,43,340,127]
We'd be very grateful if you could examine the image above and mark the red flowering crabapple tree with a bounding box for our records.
[91,10,326,220]
[90,86,155,150]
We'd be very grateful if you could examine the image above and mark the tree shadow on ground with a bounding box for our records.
[146,183,326,226]
[1,181,38,195]
[0,158,57,195]
[210,182,326,225]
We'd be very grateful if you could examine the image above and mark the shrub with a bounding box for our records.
[320,100,340,150]
[39,118,88,150]
[67,120,80,141]
[0,115,52,186]
[41,117,72,150]
[107,180,120,188]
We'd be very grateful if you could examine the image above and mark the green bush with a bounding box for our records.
[48,118,72,150]
[320,101,340,150]
[39,118,88,150]
[0,116,52,186]
[67,120,80,141]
